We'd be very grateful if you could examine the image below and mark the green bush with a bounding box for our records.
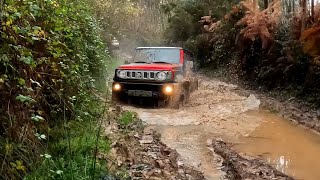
[118,111,135,128]
[163,0,239,66]
[0,0,111,179]
[164,0,320,106]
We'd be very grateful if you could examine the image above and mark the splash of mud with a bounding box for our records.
[124,76,262,179]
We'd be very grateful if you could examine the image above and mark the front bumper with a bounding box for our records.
[112,81,177,99]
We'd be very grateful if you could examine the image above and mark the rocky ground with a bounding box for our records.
[102,107,205,180]
[102,105,296,180]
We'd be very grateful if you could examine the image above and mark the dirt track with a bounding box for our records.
[124,75,267,179]
[122,74,320,180]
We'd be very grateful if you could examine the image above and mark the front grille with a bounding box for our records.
[119,70,164,80]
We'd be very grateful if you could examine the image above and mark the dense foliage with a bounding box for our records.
[0,0,111,179]
[164,0,320,106]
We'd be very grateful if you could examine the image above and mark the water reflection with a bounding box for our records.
[267,156,290,174]
[236,111,320,180]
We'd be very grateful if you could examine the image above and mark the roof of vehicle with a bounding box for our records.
[136,47,183,49]
[135,47,194,55]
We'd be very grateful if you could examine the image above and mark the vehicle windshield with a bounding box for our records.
[133,48,180,64]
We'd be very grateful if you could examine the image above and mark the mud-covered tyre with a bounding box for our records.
[190,78,199,92]
[156,99,166,108]
[111,91,119,104]
[181,88,189,107]
[168,96,180,109]
[111,92,121,104]
[168,86,189,109]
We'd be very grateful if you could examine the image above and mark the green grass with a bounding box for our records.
[118,111,135,128]
[25,116,111,180]
[22,55,121,180]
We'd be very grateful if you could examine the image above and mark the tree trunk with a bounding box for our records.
[301,0,307,35]
[292,0,295,12]
[264,0,268,9]
[311,0,314,22]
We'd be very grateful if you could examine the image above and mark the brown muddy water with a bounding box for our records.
[124,76,320,180]
[235,111,320,180]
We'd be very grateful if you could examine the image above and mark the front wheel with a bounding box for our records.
[167,87,189,109]
[111,91,120,104]
[155,99,166,108]
[168,96,180,109]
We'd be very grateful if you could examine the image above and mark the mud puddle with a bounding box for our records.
[124,76,320,180]
[145,124,223,180]
[124,78,262,179]
[235,111,320,180]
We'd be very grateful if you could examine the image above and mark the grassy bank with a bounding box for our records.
[0,0,114,179]
[25,114,111,179]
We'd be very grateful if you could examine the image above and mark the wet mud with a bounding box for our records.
[211,140,294,180]
[122,75,320,180]
[235,111,320,180]
[124,76,263,179]
[103,107,205,180]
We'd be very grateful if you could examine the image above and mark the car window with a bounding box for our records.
[133,48,180,64]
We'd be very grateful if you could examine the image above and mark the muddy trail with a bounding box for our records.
[123,75,320,180]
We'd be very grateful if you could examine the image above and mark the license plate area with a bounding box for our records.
[128,90,153,97]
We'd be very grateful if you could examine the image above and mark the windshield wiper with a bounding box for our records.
[134,61,150,63]
[152,61,172,64]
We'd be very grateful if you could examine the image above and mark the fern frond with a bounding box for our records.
[236,0,282,50]
[300,25,320,57]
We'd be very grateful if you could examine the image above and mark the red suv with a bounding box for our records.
[112,47,198,107]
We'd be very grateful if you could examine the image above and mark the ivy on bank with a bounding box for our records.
[0,0,110,179]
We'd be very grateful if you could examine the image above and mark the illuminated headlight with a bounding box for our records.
[113,83,121,91]
[163,85,173,95]
[117,70,126,78]
[156,72,167,81]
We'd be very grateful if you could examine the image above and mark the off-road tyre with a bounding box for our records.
[168,85,189,109]
[156,99,166,108]
[190,78,199,92]
[111,91,119,104]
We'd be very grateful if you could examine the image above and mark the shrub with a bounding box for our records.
[0,0,111,179]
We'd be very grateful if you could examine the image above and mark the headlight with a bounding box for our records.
[113,83,121,91]
[157,71,167,81]
[117,70,126,78]
[163,85,173,95]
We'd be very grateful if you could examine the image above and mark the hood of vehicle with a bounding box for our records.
[118,63,181,71]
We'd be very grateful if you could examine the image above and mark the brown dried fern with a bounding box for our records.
[300,25,320,64]
[236,0,282,50]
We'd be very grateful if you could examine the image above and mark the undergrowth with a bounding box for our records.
[164,0,320,106]
[0,0,114,179]
[25,116,111,180]
[118,111,135,128]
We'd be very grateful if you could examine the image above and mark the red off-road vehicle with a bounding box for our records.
[112,47,198,107]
